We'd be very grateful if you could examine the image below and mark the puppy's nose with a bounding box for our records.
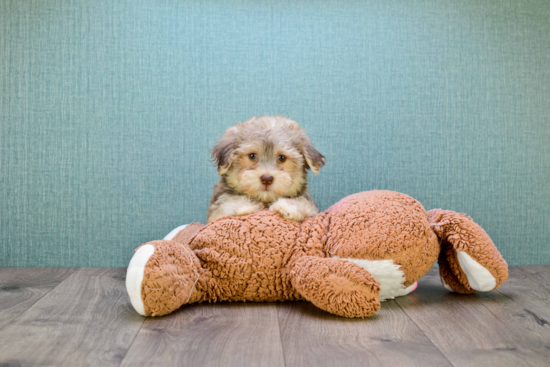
[261,174,274,186]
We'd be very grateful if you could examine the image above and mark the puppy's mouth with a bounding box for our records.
[262,185,272,191]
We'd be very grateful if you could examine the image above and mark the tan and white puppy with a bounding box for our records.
[207,115,325,223]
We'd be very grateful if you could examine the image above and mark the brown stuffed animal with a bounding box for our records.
[126,190,508,318]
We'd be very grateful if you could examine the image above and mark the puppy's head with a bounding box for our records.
[211,115,325,203]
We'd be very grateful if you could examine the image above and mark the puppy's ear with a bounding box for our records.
[300,134,325,174]
[211,126,239,175]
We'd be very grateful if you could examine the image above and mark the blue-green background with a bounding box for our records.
[1,0,549,266]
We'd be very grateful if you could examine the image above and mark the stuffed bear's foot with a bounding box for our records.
[428,209,508,294]
[126,244,156,315]
[126,239,202,316]
[290,256,381,318]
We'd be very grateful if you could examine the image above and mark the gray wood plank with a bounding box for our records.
[0,268,144,367]
[518,265,550,288]
[277,299,452,367]
[120,302,285,367]
[395,268,550,367]
[497,267,550,322]
[0,267,77,330]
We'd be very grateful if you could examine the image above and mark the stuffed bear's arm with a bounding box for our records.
[290,256,381,318]
[428,209,508,294]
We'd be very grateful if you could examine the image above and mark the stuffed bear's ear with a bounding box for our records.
[300,134,325,174]
[211,126,239,175]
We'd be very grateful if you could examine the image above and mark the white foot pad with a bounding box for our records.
[126,244,155,316]
[456,250,497,292]
[440,274,454,292]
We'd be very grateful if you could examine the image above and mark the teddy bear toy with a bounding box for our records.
[126,190,508,318]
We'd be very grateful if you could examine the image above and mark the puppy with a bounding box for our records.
[207,115,325,223]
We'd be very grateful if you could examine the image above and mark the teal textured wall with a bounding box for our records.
[1,0,549,267]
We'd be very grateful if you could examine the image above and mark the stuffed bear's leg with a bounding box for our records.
[126,239,203,316]
[428,209,508,294]
[290,256,381,318]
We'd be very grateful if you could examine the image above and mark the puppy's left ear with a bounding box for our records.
[301,134,325,174]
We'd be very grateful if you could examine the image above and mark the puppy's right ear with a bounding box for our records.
[211,126,239,175]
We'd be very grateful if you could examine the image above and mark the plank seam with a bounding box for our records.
[0,267,79,333]
[275,303,288,367]
[117,316,146,367]
[394,295,457,367]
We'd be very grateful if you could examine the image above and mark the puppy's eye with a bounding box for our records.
[248,153,257,161]
[278,155,286,163]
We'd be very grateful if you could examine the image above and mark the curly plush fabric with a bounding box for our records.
[428,209,508,293]
[132,190,508,318]
[139,240,202,316]
[290,256,381,318]
[324,191,441,286]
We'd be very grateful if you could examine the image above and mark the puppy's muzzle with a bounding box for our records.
[261,174,274,186]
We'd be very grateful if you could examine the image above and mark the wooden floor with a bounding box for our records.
[0,266,549,367]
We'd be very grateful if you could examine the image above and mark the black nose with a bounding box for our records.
[261,174,274,186]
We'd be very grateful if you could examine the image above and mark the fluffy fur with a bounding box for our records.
[207,115,325,223]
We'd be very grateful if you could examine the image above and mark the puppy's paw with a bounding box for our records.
[233,202,264,217]
[269,198,306,222]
